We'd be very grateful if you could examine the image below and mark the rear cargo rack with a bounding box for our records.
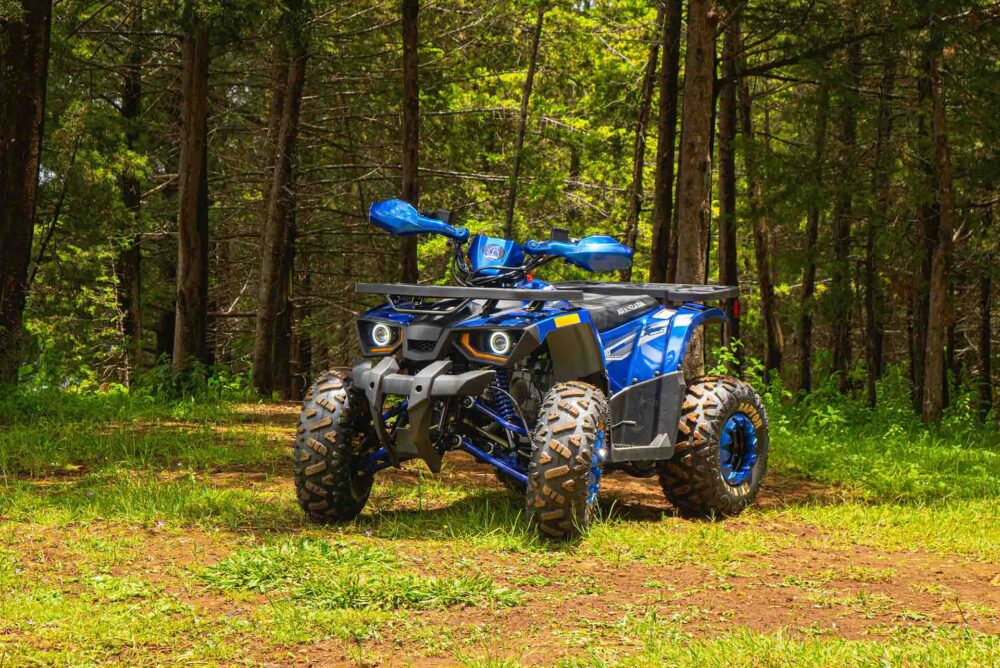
[555,281,738,302]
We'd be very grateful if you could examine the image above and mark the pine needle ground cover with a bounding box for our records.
[0,389,997,666]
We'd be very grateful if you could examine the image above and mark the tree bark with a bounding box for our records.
[830,41,862,392]
[504,2,546,239]
[735,22,782,382]
[621,3,663,282]
[912,49,938,412]
[400,0,419,282]
[864,42,896,408]
[717,7,739,368]
[799,82,829,394]
[0,0,53,383]
[648,0,682,283]
[922,44,957,423]
[978,205,993,420]
[253,13,307,397]
[173,11,211,371]
[117,0,143,382]
[675,0,718,377]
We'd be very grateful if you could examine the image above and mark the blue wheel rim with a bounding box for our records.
[588,429,606,506]
[720,412,758,487]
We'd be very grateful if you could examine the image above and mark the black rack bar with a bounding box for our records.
[356,283,584,302]
[555,281,738,302]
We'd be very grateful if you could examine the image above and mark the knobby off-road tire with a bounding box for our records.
[658,375,769,518]
[294,370,376,523]
[526,381,607,540]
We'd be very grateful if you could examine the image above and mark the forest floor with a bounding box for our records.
[0,394,998,666]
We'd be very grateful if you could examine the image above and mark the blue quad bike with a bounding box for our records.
[294,199,769,539]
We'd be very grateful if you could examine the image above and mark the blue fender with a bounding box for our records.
[660,305,727,374]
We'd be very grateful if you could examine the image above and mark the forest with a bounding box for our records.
[1,0,999,664]
[0,0,996,420]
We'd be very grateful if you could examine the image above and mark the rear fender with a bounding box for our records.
[509,311,608,392]
[660,305,728,373]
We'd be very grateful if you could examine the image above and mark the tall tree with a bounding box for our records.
[736,22,782,381]
[621,2,663,282]
[864,39,897,407]
[117,0,144,380]
[799,82,829,393]
[173,5,211,371]
[253,0,308,396]
[922,41,957,423]
[717,5,740,366]
[674,0,718,375]
[978,205,994,419]
[504,1,546,239]
[830,40,862,391]
[400,0,419,282]
[0,0,53,383]
[648,0,682,283]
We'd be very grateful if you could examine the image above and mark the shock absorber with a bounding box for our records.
[491,369,517,423]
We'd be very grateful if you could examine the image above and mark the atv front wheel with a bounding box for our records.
[294,371,376,523]
[526,381,607,540]
[658,375,769,517]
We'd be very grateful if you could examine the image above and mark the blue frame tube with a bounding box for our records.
[470,400,528,436]
[359,448,393,474]
[459,438,528,487]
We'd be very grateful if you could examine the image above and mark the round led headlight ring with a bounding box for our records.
[487,331,512,356]
[371,323,393,347]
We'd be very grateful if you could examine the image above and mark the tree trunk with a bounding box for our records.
[912,49,938,412]
[0,0,53,383]
[922,45,956,423]
[864,42,896,408]
[504,2,546,239]
[173,13,211,371]
[648,0,682,283]
[674,0,717,377]
[253,22,307,396]
[621,3,663,282]
[978,205,994,419]
[799,82,829,394]
[735,23,782,382]
[717,8,739,368]
[830,41,862,392]
[117,0,143,382]
[400,0,419,282]
[273,221,295,399]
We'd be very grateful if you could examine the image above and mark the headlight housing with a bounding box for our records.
[458,330,521,363]
[358,320,400,355]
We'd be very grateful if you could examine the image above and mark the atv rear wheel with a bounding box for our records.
[657,375,769,517]
[526,381,607,540]
[294,370,376,523]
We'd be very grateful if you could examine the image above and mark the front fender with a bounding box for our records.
[661,305,727,374]
[509,311,607,391]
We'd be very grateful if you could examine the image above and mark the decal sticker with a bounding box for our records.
[483,243,505,260]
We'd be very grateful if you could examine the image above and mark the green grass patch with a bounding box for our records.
[200,538,522,611]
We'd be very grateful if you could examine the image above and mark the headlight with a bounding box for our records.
[371,323,393,347]
[487,331,512,355]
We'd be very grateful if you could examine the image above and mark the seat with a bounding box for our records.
[570,293,659,332]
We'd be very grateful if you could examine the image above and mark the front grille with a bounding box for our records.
[408,339,437,352]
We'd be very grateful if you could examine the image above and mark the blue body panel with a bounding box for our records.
[369,199,469,241]
[468,235,525,275]
[524,235,633,272]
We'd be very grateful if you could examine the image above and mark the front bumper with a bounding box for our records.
[352,358,495,472]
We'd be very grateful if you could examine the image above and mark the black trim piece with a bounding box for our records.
[556,281,738,302]
[356,282,584,302]
[608,370,685,463]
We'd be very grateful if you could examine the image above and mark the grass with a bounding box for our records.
[0,382,997,664]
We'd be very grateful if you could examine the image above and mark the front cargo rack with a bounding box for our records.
[356,283,585,315]
[555,281,738,302]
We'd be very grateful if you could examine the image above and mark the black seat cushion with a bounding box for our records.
[570,294,659,332]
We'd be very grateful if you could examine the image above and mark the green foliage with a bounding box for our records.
[201,538,522,610]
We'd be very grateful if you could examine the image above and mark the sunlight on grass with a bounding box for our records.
[201,537,522,611]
